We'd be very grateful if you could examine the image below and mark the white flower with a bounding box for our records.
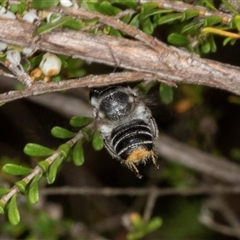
[22,47,34,56]
[23,11,38,23]
[6,50,21,65]
[60,0,73,8]
[0,41,8,51]
[40,53,62,76]
[0,7,16,19]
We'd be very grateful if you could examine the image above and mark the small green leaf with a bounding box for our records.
[223,37,237,46]
[204,16,222,27]
[15,180,27,193]
[99,1,121,16]
[70,116,93,127]
[73,140,85,166]
[141,2,158,13]
[145,217,162,233]
[137,81,158,96]
[0,188,10,195]
[130,13,140,28]
[140,8,172,21]
[167,33,190,46]
[0,203,4,214]
[110,27,122,37]
[159,83,173,104]
[36,16,71,35]
[47,157,63,184]
[82,127,94,142]
[142,18,154,35]
[8,194,20,225]
[234,15,240,32]
[24,143,54,157]
[2,164,32,176]
[63,18,83,30]
[201,40,211,54]
[58,143,71,158]
[231,148,240,160]
[28,174,41,204]
[51,126,76,139]
[158,13,183,25]
[113,0,137,9]
[92,131,104,151]
[181,21,204,34]
[10,3,25,14]
[182,9,199,21]
[81,2,100,12]
[38,160,50,173]
[31,0,59,10]
[208,35,217,52]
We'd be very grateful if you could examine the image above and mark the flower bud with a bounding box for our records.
[40,53,62,77]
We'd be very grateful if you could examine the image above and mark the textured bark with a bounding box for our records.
[0,16,240,96]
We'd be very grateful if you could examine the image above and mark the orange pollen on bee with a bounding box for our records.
[126,149,152,162]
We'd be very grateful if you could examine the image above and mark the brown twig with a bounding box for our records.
[0,16,240,95]
[157,134,240,184]
[0,72,157,104]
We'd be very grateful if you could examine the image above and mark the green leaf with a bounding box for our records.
[63,18,83,30]
[182,9,199,21]
[141,2,158,13]
[15,180,27,193]
[204,16,222,27]
[92,131,104,151]
[112,0,137,9]
[230,148,240,160]
[10,3,25,14]
[234,15,240,32]
[47,157,63,184]
[73,140,85,166]
[208,35,217,52]
[142,18,154,35]
[0,188,10,195]
[201,40,211,54]
[58,143,71,158]
[159,83,174,104]
[38,160,50,173]
[81,2,100,12]
[8,194,20,225]
[31,0,59,10]
[28,174,41,204]
[167,33,190,46]
[223,37,237,46]
[99,1,121,16]
[51,126,76,139]
[181,21,204,34]
[110,27,122,37]
[24,143,54,157]
[140,8,172,21]
[0,203,4,214]
[137,81,158,96]
[70,116,93,127]
[145,217,162,233]
[130,13,140,28]
[82,127,94,142]
[36,16,71,35]
[158,13,183,25]
[2,163,32,176]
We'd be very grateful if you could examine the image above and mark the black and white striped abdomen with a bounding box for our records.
[110,119,153,161]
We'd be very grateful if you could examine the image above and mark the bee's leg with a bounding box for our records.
[151,152,159,169]
[126,161,143,179]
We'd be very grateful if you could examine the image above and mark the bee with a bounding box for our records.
[90,85,159,178]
